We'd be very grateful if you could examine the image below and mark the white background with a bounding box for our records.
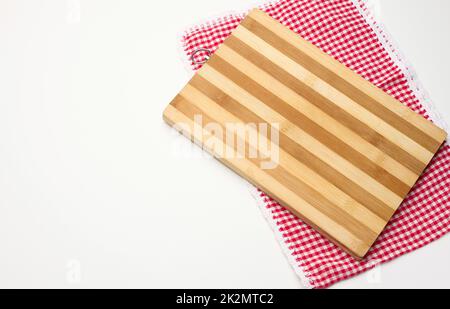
[0,0,449,289]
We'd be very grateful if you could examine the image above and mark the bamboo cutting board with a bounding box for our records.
[163,9,447,259]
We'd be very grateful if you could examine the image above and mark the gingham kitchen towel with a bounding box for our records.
[180,0,450,288]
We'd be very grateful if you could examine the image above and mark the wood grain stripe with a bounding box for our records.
[197,65,403,208]
[242,16,441,153]
[223,36,428,176]
[248,9,447,145]
[189,74,395,222]
[231,25,435,165]
[207,55,411,198]
[212,45,416,194]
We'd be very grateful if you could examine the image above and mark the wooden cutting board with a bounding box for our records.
[163,9,447,259]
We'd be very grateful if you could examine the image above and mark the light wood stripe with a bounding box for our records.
[223,35,428,176]
[242,16,441,153]
[213,44,417,189]
[189,75,395,222]
[163,10,447,258]
[180,84,388,234]
[247,9,447,146]
[164,105,373,258]
[231,25,435,165]
[207,55,411,198]
[198,65,403,208]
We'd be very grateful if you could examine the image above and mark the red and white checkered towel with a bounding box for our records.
[180,0,450,288]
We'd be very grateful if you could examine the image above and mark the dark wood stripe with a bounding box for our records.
[190,74,395,222]
[241,16,442,154]
[174,93,379,244]
[207,54,411,198]
[241,16,443,154]
[224,35,426,175]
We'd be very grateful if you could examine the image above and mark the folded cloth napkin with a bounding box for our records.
[180,0,450,288]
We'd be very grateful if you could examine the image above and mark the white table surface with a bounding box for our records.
[0,0,449,289]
